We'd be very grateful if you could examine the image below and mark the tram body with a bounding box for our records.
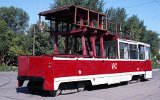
[17,5,152,96]
[18,39,152,92]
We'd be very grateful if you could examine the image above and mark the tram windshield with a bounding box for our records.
[145,46,151,60]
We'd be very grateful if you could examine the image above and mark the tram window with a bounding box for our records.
[96,43,100,57]
[119,42,129,59]
[104,41,116,59]
[129,44,138,59]
[106,46,116,59]
[145,46,151,60]
[138,45,145,60]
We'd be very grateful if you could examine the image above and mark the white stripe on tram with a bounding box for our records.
[54,71,152,90]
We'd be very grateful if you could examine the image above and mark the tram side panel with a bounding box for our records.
[18,56,152,91]
[52,59,152,90]
[144,60,152,79]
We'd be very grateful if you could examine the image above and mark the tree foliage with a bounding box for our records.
[0,19,26,65]
[51,0,105,12]
[123,15,145,41]
[0,3,160,67]
[105,7,159,57]
[0,7,30,66]
[106,7,127,23]
[106,7,127,37]
[0,6,29,34]
[0,19,14,65]
[28,22,53,55]
[142,30,159,56]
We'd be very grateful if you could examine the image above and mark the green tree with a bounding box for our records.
[51,0,105,12]
[123,15,145,41]
[105,7,127,37]
[0,20,31,65]
[0,6,29,34]
[142,30,159,56]
[106,7,127,23]
[0,19,15,65]
[105,7,159,57]
[28,22,53,55]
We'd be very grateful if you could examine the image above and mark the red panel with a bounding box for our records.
[18,55,152,91]
[43,57,54,90]
[145,60,152,71]
[18,56,29,76]
[52,59,152,78]
[18,56,44,77]
[28,56,44,77]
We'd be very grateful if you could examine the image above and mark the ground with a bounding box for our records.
[0,70,160,100]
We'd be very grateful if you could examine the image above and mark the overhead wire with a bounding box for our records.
[146,0,160,20]
[124,0,160,34]
[154,0,160,4]
[126,1,155,8]
[125,0,160,20]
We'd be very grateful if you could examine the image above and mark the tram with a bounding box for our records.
[17,5,152,96]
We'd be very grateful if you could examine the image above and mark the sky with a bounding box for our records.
[0,0,159,34]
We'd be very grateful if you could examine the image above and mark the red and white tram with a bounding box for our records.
[17,5,152,96]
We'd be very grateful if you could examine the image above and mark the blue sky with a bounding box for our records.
[0,0,159,34]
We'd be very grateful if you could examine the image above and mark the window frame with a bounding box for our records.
[104,41,117,59]
[145,46,151,60]
[119,42,129,59]
[138,45,145,60]
[118,39,150,61]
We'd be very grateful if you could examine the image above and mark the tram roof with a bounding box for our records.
[39,5,106,20]
[118,38,150,47]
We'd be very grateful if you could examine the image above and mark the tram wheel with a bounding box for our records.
[27,81,42,94]
[77,82,85,92]
[49,89,61,97]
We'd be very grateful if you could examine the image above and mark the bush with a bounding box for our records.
[152,61,160,69]
[0,64,17,71]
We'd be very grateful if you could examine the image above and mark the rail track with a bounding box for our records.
[0,74,23,100]
[0,75,11,88]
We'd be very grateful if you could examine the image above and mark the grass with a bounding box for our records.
[0,64,17,71]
